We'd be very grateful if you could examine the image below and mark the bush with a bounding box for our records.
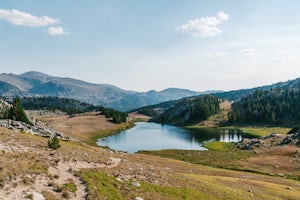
[48,136,60,149]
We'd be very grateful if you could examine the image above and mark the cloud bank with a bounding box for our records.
[175,11,229,37]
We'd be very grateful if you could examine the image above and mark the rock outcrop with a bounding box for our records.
[236,132,300,150]
[0,119,67,140]
[0,98,11,118]
[0,98,67,140]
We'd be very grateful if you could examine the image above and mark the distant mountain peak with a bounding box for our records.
[161,88,196,93]
[21,71,51,78]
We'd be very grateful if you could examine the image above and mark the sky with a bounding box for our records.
[1,0,300,92]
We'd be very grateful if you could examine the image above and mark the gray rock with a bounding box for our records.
[134,197,144,200]
[132,181,141,188]
[0,118,68,141]
[32,192,45,200]
[278,173,284,177]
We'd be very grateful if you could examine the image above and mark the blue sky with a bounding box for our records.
[1,0,300,92]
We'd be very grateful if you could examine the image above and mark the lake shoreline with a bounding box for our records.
[97,122,253,153]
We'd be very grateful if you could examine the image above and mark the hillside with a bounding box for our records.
[229,87,300,126]
[151,95,220,125]
[0,72,203,111]
[21,96,98,115]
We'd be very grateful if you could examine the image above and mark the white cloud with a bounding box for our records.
[0,9,58,27]
[47,26,68,35]
[0,9,69,36]
[239,48,256,57]
[175,11,229,37]
[207,51,229,59]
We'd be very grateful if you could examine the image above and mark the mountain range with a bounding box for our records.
[133,77,300,119]
[0,71,211,111]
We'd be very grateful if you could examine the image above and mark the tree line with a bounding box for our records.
[98,106,127,124]
[21,96,97,115]
[229,87,300,125]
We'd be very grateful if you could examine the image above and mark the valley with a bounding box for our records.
[0,74,300,199]
[0,110,299,199]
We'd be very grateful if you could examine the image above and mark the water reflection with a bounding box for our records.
[97,122,254,153]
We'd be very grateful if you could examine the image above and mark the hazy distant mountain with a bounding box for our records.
[213,78,300,102]
[0,71,205,111]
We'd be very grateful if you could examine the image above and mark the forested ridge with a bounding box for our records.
[229,87,300,125]
[152,95,220,125]
[21,96,97,114]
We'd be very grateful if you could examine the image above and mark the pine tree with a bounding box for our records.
[8,96,32,125]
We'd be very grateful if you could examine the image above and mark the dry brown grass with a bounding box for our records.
[220,100,232,110]
[128,112,151,121]
[238,145,300,179]
[0,127,51,190]
[40,111,148,143]
[41,112,117,141]
[1,110,299,199]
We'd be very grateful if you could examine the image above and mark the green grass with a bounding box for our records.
[76,169,215,199]
[77,169,123,200]
[73,158,300,200]
[202,141,227,151]
[238,127,290,137]
[63,180,77,193]
[138,143,253,169]
[138,182,212,200]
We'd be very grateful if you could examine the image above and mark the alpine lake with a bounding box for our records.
[97,122,255,153]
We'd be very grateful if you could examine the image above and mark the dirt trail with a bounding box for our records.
[47,157,122,199]
[0,157,122,200]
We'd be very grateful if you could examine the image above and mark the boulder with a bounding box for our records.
[32,192,45,200]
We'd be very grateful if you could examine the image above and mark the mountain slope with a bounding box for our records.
[0,71,202,111]
[151,95,220,125]
[134,77,300,117]
[229,87,300,126]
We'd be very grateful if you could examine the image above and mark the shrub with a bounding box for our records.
[48,136,61,149]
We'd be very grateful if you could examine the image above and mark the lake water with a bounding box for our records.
[97,122,254,153]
